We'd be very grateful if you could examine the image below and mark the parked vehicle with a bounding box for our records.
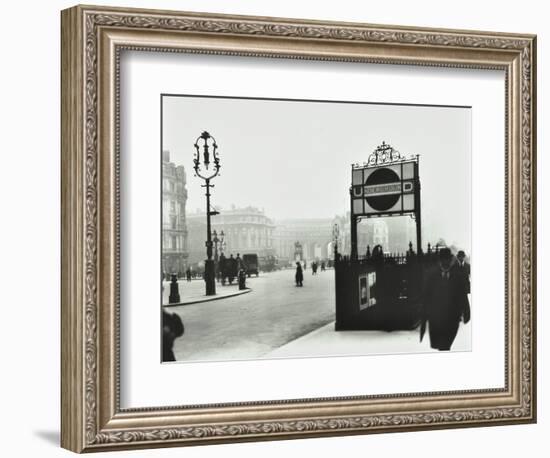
[259,255,279,272]
[242,254,259,277]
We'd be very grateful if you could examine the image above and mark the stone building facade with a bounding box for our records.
[162,150,189,275]
[186,206,275,266]
[273,218,335,264]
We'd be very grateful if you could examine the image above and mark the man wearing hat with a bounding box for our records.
[456,250,471,294]
[421,248,470,351]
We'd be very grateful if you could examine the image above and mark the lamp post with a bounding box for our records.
[212,230,225,283]
[220,230,226,255]
[220,230,225,252]
[332,223,340,260]
[212,230,220,262]
[193,131,221,296]
[212,230,220,283]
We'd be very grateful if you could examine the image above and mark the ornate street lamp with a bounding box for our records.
[193,131,221,296]
[220,230,226,254]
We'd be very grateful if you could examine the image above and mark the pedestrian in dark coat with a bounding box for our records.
[456,250,471,294]
[236,253,243,270]
[162,310,184,362]
[228,254,237,284]
[295,262,304,287]
[421,248,470,351]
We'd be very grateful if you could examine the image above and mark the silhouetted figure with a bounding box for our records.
[236,253,243,270]
[238,269,247,290]
[219,253,227,285]
[186,267,192,282]
[421,248,470,351]
[162,310,184,362]
[295,262,304,287]
[312,262,318,275]
[228,254,237,284]
[371,244,384,263]
[321,261,326,272]
[456,250,471,294]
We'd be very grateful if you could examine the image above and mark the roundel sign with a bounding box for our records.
[364,167,401,211]
[351,160,417,216]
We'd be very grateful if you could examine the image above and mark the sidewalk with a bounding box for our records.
[265,320,471,358]
[163,279,251,306]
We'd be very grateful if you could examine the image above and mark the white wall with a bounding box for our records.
[0,0,546,456]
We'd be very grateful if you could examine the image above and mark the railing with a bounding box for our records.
[335,241,449,266]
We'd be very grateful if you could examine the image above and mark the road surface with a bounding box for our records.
[168,268,335,361]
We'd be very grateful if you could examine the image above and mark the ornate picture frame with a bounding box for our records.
[61,4,536,453]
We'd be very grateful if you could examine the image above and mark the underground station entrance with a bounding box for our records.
[334,142,438,331]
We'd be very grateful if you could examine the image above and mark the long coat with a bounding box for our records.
[457,261,471,294]
[422,264,470,350]
[295,264,304,285]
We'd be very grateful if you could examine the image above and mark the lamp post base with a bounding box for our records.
[204,259,216,296]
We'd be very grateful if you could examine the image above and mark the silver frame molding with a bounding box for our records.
[61,4,536,453]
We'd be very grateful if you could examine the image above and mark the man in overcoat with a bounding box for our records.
[421,248,470,351]
[456,250,471,294]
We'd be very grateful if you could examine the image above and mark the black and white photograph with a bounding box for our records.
[161,95,472,363]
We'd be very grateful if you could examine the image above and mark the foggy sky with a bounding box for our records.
[162,95,471,251]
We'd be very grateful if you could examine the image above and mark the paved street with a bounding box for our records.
[167,268,336,361]
[162,277,251,305]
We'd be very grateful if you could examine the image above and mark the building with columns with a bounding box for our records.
[162,150,189,275]
[186,206,276,266]
[273,218,335,264]
[185,205,417,268]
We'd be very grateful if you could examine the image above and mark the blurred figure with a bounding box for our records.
[295,262,304,287]
[228,254,237,284]
[219,252,227,285]
[236,253,243,270]
[421,248,470,351]
[238,269,247,290]
[456,250,471,294]
[162,310,184,362]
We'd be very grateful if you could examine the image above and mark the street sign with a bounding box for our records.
[351,159,417,216]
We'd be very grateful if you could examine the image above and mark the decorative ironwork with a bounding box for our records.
[193,131,220,179]
[193,131,221,296]
[366,141,402,166]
